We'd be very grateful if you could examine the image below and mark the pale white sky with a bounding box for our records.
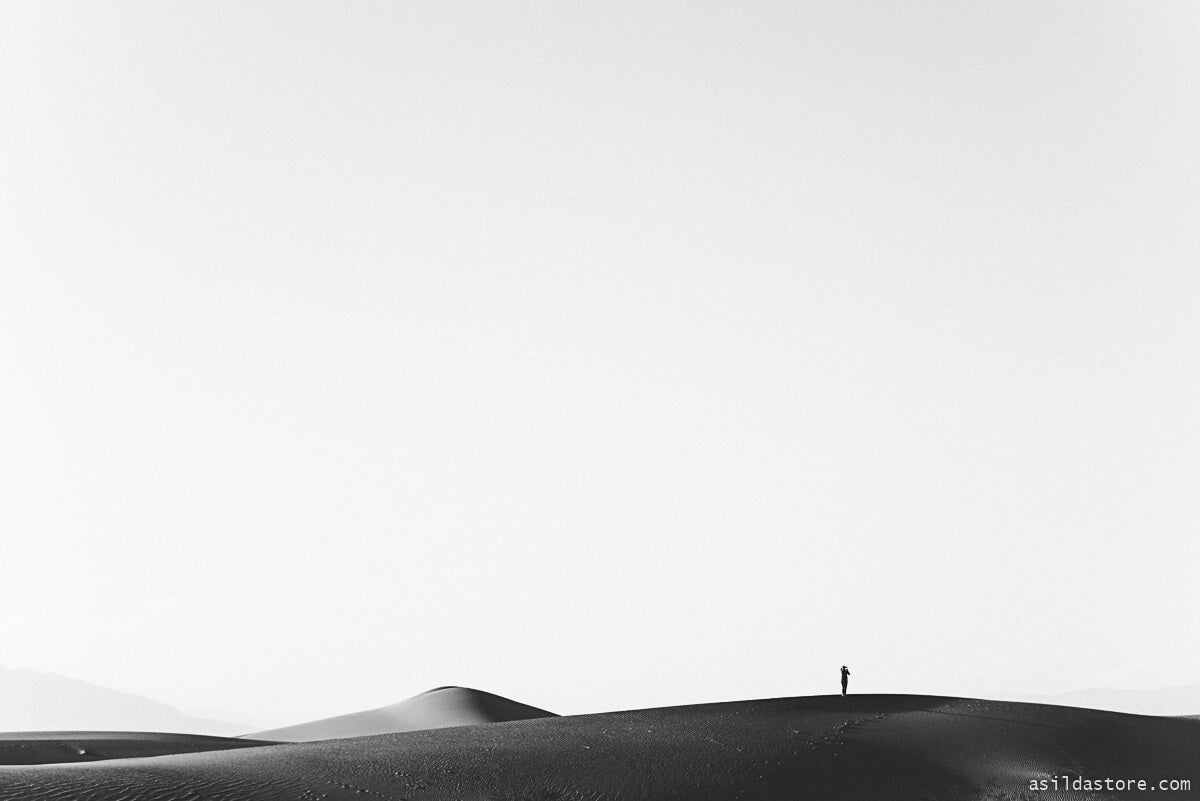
[2,2,1198,730]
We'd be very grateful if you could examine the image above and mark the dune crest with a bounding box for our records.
[249,686,555,742]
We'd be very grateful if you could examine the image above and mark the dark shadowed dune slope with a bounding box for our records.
[0,732,275,766]
[2,695,1198,800]
[249,685,556,741]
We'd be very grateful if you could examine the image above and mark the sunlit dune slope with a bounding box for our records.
[249,685,556,741]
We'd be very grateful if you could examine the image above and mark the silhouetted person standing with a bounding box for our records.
[840,665,850,696]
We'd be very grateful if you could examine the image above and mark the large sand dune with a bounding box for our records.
[249,685,556,741]
[0,694,1196,800]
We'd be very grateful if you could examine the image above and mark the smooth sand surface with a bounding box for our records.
[0,732,275,766]
[1,695,1197,800]
[249,685,556,741]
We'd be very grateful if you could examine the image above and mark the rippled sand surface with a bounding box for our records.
[2,695,1196,800]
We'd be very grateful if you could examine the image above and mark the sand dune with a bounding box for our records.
[1,694,1197,799]
[0,732,275,766]
[249,685,556,741]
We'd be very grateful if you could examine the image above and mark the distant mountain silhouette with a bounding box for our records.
[1004,683,1200,716]
[250,686,556,741]
[0,667,241,736]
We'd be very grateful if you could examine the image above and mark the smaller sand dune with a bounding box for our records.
[0,732,275,766]
[248,686,555,742]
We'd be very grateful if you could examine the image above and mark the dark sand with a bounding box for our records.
[1,694,1197,800]
[0,732,274,766]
